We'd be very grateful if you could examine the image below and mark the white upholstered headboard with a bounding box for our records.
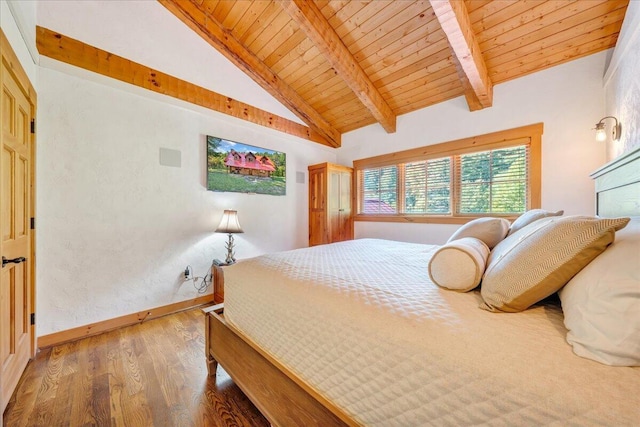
[591,146,640,218]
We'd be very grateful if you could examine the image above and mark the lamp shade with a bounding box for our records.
[215,210,244,234]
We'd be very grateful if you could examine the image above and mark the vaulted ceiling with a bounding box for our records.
[37,1,629,147]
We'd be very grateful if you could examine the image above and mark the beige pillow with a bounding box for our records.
[507,208,564,236]
[481,215,630,313]
[447,217,510,249]
[429,237,489,292]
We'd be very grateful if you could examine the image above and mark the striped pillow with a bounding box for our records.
[481,216,630,312]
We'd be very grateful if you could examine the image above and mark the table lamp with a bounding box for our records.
[215,210,244,264]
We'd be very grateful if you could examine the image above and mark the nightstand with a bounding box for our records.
[212,264,226,304]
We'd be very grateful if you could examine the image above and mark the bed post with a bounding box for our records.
[202,304,223,376]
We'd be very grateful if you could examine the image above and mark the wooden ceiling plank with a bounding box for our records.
[430,0,493,110]
[472,0,560,35]
[254,20,301,63]
[201,0,221,16]
[379,62,456,96]
[160,0,341,147]
[316,88,374,116]
[35,26,330,146]
[302,71,358,103]
[270,37,317,74]
[211,0,236,23]
[391,88,465,116]
[220,0,253,30]
[465,0,493,16]
[356,20,444,84]
[486,14,627,70]
[369,46,451,89]
[336,1,409,50]
[277,44,329,84]
[360,27,445,78]
[392,78,464,106]
[352,8,436,63]
[239,1,282,45]
[330,0,387,38]
[388,71,461,105]
[482,1,627,59]
[280,0,397,133]
[318,66,459,119]
[264,30,308,68]
[392,86,464,115]
[340,117,379,134]
[231,1,271,40]
[490,33,619,84]
[477,1,603,46]
[248,9,294,57]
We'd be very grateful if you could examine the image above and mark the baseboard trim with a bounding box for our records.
[37,295,214,349]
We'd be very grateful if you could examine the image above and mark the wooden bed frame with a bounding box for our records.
[204,147,640,427]
[203,304,352,426]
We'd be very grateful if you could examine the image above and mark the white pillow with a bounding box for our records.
[429,237,489,292]
[447,217,510,249]
[507,208,564,236]
[559,217,640,366]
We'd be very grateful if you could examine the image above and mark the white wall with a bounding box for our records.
[337,52,608,245]
[36,67,336,336]
[37,0,302,125]
[1,0,38,84]
[604,1,640,160]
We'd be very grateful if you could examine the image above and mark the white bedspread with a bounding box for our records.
[224,239,640,426]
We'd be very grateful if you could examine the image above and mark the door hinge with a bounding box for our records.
[31,217,35,230]
[30,313,35,325]
[30,119,36,134]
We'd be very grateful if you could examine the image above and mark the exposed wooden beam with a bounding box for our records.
[278,0,397,134]
[35,26,332,147]
[159,0,341,148]
[430,0,493,110]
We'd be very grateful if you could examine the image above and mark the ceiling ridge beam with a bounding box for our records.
[279,0,397,134]
[159,0,341,148]
[430,0,493,111]
[35,26,333,147]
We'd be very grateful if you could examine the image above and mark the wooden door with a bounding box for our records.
[309,166,327,246]
[338,171,352,241]
[1,35,35,415]
[328,170,341,242]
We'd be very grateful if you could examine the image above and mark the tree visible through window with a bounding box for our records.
[458,146,527,214]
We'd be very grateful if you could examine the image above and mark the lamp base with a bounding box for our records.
[224,234,236,264]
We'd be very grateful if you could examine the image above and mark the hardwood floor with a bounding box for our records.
[3,308,269,426]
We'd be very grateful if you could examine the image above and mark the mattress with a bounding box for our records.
[223,239,640,426]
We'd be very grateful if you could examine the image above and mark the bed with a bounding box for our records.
[203,148,640,426]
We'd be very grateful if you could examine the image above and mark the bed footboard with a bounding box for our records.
[202,305,352,427]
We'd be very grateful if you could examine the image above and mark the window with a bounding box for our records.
[354,124,542,224]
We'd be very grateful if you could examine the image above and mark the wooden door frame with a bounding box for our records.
[1,29,37,361]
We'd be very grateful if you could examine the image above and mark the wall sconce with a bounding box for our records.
[594,116,621,142]
[215,210,244,264]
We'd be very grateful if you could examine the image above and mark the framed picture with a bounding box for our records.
[207,135,286,195]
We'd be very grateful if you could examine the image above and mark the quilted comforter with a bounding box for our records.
[224,239,640,426]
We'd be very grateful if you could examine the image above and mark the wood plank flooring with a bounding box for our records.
[3,308,269,426]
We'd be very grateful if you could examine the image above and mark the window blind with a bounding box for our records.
[360,166,398,214]
[403,157,451,214]
[456,145,528,215]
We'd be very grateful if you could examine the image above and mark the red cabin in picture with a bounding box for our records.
[224,149,276,177]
